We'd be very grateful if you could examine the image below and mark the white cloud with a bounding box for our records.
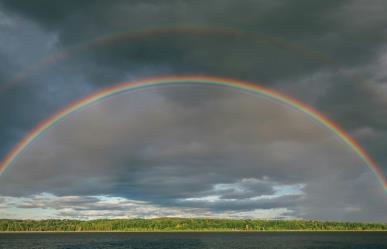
[0,193,295,220]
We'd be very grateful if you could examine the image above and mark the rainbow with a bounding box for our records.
[0,26,365,94]
[0,76,386,190]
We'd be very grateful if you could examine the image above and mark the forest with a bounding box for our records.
[0,218,386,232]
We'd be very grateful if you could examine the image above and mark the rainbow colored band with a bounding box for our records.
[0,27,360,93]
[0,76,386,191]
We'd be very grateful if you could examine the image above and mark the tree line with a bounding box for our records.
[0,218,386,232]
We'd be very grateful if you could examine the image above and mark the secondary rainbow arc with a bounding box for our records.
[0,76,385,191]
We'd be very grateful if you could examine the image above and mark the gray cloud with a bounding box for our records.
[0,0,386,221]
[1,86,383,221]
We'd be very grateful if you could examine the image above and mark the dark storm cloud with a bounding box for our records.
[0,0,357,84]
[0,6,97,163]
[2,0,387,104]
[0,0,386,221]
[2,0,386,132]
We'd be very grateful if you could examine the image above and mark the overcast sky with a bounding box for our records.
[0,0,386,221]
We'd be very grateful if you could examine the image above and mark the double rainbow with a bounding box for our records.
[0,76,385,190]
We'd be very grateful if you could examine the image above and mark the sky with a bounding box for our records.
[0,0,386,222]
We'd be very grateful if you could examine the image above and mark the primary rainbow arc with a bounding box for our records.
[0,76,386,191]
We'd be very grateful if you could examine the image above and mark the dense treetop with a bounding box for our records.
[0,218,386,232]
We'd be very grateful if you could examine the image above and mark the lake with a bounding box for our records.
[0,232,386,249]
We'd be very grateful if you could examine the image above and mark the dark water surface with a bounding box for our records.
[0,232,386,249]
